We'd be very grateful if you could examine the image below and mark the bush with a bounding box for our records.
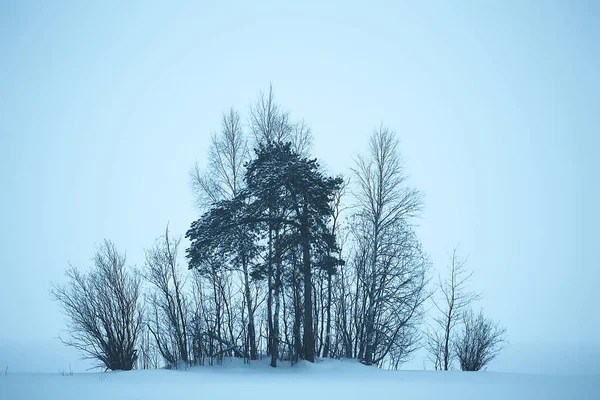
[51,240,143,371]
[454,309,506,371]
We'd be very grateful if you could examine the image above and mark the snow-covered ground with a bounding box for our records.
[1,358,598,400]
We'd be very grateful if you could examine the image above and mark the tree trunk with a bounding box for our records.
[323,273,332,358]
[281,284,291,361]
[242,255,257,360]
[169,239,188,363]
[318,276,325,356]
[272,279,280,367]
[301,221,315,362]
[444,301,454,370]
[271,235,282,367]
[363,221,379,366]
[267,274,273,357]
[292,251,302,363]
[211,267,223,361]
[266,224,274,358]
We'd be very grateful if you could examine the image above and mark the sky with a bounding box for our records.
[1,1,599,372]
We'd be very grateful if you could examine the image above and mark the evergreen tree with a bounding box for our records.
[186,141,343,364]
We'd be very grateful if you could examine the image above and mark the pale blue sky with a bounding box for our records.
[1,1,598,371]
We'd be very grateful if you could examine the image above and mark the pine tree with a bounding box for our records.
[186,141,343,364]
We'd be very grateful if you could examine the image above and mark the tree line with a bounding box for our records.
[51,87,505,372]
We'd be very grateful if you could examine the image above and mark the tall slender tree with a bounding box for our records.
[143,225,189,366]
[427,247,481,370]
[351,126,428,366]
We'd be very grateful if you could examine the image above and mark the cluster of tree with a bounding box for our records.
[426,249,506,371]
[51,87,505,372]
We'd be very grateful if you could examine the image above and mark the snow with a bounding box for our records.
[1,358,598,399]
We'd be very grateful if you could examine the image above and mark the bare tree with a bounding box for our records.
[290,119,313,155]
[249,84,313,154]
[189,107,259,361]
[331,224,356,359]
[351,126,428,366]
[191,108,248,208]
[51,240,143,371]
[137,324,160,369]
[454,309,506,371]
[427,248,481,370]
[322,178,348,358]
[425,329,445,371]
[188,270,205,364]
[143,225,189,367]
[249,84,292,145]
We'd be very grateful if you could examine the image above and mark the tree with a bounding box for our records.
[247,86,314,364]
[427,248,481,370]
[189,108,259,361]
[250,85,288,142]
[351,126,428,366]
[188,87,317,366]
[454,309,506,371]
[249,84,312,155]
[137,324,160,369]
[51,240,143,371]
[143,225,189,366]
[187,141,343,365]
[190,107,248,208]
[244,141,343,363]
[321,179,348,358]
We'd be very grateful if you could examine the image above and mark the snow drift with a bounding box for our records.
[1,358,598,400]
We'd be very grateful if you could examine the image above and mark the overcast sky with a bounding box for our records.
[1,1,598,372]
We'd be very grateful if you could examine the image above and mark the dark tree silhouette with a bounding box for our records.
[454,309,506,371]
[187,141,343,365]
[51,240,143,371]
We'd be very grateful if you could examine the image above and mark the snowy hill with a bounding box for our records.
[1,358,598,400]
